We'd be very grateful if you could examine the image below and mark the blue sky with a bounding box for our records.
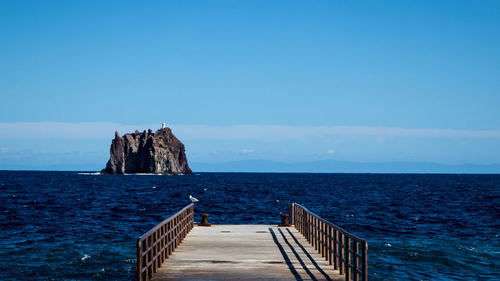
[0,1,499,171]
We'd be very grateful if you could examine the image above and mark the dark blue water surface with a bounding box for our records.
[0,172,498,280]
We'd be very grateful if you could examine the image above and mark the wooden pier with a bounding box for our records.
[137,203,368,281]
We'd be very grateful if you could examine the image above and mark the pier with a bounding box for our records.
[137,203,368,281]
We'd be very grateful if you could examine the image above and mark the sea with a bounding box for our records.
[0,171,498,281]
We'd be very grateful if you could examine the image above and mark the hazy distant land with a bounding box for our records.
[191,160,500,174]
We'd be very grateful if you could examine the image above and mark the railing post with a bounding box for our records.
[145,237,150,279]
[299,207,302,233]
[323,222,327,259]
[315,218,319,251]
[339,232,344,275]
[334,229,339,270]
[313,216,319,251]
[328,226,333,265]
[319,221,323,257]
[165,222,169,259]
[307,213,310,242]
[324,222,328,258]
[313,217,317,250]
[158,229,161,269]
[322,222,326,259]
[153,231,157,273]
[305,209,308,239]
[325,223,328,260]
[168,220,172,256]
[362,241,368,281]
[175,216,179,248]
[182,211,186,238]
[157,229,161,271]
[309,213,312,243]
[345,236,351,281]
[160,226,164,264]
[311,215,313,245]
[299,206,302,233]
[318,221,321,256]
[310,215,313,246]
[354,241,359,281]
[137,239,142,281]
[301,208,304,234]
[301,208,304,236]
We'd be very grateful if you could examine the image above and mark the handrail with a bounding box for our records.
[137,204,194,281]
[290,203,368,281]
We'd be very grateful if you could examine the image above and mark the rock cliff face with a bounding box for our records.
[102,128,192,174]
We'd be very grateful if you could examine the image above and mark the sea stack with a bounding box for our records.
[102,127,192,175]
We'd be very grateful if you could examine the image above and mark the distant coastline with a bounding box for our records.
[190,159,500,174]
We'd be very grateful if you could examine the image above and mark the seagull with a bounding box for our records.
[189,195,199,203]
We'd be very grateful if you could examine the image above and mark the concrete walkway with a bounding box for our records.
[152,225,343,281]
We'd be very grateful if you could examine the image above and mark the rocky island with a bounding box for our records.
[102,126,192,175]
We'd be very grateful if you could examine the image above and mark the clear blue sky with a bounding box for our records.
[0,1,499,171]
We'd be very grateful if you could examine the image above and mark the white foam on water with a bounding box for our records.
[77,172,101,175]
[124,173,162,176]
[81,254,91,261]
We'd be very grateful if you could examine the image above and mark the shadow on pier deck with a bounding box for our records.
[137,204,368,281]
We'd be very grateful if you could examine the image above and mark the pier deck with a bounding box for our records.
[151,225,343,281]
[137,203,367,281]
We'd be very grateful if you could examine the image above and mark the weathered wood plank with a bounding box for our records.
[152,225,344,281]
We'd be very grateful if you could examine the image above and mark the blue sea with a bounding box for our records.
[0,171,498,280]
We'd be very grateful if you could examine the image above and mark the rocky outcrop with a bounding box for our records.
[102,128,192,174]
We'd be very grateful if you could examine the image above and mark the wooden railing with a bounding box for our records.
[137,204,194,281]
[290,203,368,281]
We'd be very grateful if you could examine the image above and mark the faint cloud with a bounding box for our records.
[241,148,255,154]
[172,125,500,140]
[0,147,8,153]
[0,122,158,139]
[327,149,336,154]
[1,122,500,141]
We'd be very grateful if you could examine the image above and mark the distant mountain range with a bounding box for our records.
[190,159,500,174]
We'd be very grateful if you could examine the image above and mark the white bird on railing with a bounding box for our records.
[189,195,199,203]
